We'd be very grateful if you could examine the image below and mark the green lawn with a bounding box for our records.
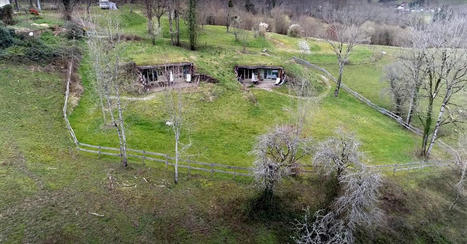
[1,7,466,243]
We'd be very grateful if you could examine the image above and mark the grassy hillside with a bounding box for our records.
[0,7,465,243]
[69,8,436,167]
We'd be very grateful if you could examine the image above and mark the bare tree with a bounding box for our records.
[293,166,382,243]
[400,19,429,125]
[252,125,312,201]
[293,208,354,244]
[334,166,383,231]
[313,128,362,181]
[145,0,167,45]
[226,0,233,32]
[168,0,181,46]
[86,16,129,167]
[323,7,367,97]
[163,69,191,184]
[417,16,467,157]
[60,0,79,21]
[188,0,198,50]
[383,62,411,117]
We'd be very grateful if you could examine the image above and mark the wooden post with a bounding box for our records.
[165,155,169,169]
[142,150,146,166]
[98,146,101,159]
[210,163,214,176]
[393,165,396,176]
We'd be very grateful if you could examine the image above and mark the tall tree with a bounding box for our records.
[226,0,233,32]
[323,7,367,97]
[163,69,191,184]
[383,62,411,117]
[168,0,181,46]
[86,16,129,167]
[417,16,467,158]
[188,0,197,50]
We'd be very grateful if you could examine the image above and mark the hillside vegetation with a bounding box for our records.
[0,5,465,243]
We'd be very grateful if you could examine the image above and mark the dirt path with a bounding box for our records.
[256,74,332,102]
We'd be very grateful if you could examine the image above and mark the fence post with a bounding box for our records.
[142,150,146,166]
[165,155,169,169]
[210,163,214,176]
[98,146,101,159]
[393,165,397,175]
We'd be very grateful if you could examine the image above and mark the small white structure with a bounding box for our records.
[99,0,116,10]
[0,0,11,8]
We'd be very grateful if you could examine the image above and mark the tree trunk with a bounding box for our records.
[29,0,34,8]
[157,16,162,28]
[115,88,128,167]
[334,61,344,97]
[175,10,180,46]
[426,90,451,156]
[406,83,420,125]
[36,0,41,10]
[174,129,179,184]
[14,0,20,11]
[395,96,402,116]
[421,96,434,158]
[169,10,175,46]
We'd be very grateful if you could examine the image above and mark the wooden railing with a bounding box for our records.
[63,58,453,179]
[77,142,253,177]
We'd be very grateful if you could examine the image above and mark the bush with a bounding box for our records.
[258,22,268,37]
[0,25,15,49]
[23,39,59,61]
[272,14,290,35]
[287,24,304,38]
[29,8,39,16]
[65,21,85,40]
[0,4,14,25]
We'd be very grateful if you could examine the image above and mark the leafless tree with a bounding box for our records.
[323,7,368,97]
[145,0,167,45]
[168,0,182,46]
[252,125,313,201]
[60,0,79,21]
[293,208,354,244]
[293,165,382,243]
[416,16,467,157]
[313,128,362,181]
[86,16,129,167]
[334,166,383,231]
[399,18,430,125]
[383,62,412,117]
[163,69,192,184]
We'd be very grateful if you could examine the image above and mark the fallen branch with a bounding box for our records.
[89,212,104,217]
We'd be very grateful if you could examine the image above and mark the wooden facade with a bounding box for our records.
[137,62,194,87]
[234,65,285,85]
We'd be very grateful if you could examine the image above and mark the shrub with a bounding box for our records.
[0,25,15,49]
[29,8,39,16]
[287,24,304,38]
[0,4,14,25]
[272,14,290,35]
[65,21,85,40]
[23,38,60,62]
[258,22,268,37]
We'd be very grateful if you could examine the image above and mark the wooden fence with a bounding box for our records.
[292,57,459,161]
[77,142,253,177]
[62,58,454,179]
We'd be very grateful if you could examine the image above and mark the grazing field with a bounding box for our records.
[1,6,466,243]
